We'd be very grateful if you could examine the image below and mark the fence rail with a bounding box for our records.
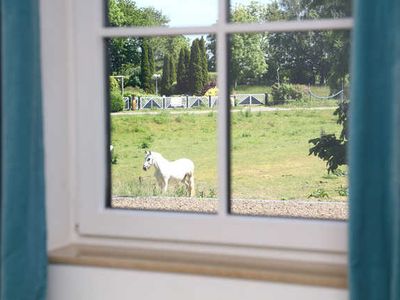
[123,94,269,111]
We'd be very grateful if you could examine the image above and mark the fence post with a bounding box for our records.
[162,96,166,109]
[186,96,189,108]
[138,97,141,110]
[264,93,269,106]
[208,95,211,108]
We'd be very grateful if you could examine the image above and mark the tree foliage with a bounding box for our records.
[176,48,190,94]
[189,39,206,95]
[205,0,350,92]
[198,37,209,87]
[309,101,348,173]
[230,6,268,88]
[109,77,124,112]
[160,55,174,96]
[107,0,168,77]
[140,40,155,93]
[108,0,350,99]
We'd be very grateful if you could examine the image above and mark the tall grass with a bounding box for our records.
[111,109,347,201]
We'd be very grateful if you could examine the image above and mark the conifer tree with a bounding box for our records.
[176,48,186,94]
[160,55,172,95]
[140,41,153,93]
[189,39,203,95]
[183,48,190,93]
[198,37,209,86]
[169,58,176,85]
[148,46,155,92]
[177,47,191,94]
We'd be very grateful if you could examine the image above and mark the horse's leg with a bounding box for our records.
[182,175,190,189]
[188,174,195,197]
[162,177,169,194]
[155,176,164,194]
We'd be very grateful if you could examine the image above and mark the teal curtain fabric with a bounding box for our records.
[349,0,400,299]
[0,0,47,299]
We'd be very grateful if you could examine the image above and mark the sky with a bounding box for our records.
[134,0,273,27]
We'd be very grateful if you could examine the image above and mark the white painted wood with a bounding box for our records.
[40,0,352,263]
[40,0,74,250]
[99,18,353,37]
[217,0,229,216]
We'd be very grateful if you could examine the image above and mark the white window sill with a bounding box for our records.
[49,244,347,288]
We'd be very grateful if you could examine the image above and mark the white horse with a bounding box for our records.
[142,150,195,197]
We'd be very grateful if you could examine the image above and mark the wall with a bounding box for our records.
[48,265,348,300]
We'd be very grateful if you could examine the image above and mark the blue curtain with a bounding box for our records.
[349,0,400,299]
[0,0,47,299]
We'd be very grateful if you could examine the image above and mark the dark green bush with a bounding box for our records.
[271,83,302,104]
[110,91,124,112]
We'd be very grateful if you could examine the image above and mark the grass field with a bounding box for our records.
[111,107,347,201]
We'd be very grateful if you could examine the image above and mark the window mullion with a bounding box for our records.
[216,0,230,217]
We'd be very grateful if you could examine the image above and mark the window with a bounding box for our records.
[73,0,352,261]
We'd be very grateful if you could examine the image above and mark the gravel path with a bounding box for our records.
[112,196,347,220]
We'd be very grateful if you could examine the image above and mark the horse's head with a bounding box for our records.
[143,150,154,171]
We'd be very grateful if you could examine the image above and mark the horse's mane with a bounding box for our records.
[149,151,165,161]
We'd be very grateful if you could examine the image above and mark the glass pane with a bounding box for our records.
[228,30,351,220]
[230,0,352,23]
[107,0,218,27]
[106,34,219,213]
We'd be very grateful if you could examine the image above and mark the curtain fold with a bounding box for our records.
[349,0,400,299]
[0,0,47,299]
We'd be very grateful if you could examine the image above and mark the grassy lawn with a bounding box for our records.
[111,109,347,201]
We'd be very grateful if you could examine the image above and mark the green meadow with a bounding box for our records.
[111,108,347,201]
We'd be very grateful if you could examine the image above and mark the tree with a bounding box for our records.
[176,48,191,94]
[160,55,173,95]
[206,34,216,72]
[198,37,209,86]
[189,39,204,95]
[140,41,154,93]
[107,0,168,78]
[169,57,176,85]
[109,77,124,112]
[148,35,189,71]
[309,101,348,173]
[230,6,267,88]
[148,46,155,91]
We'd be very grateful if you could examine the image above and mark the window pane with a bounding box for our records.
[228,30,351,220]
[106,35,218,213]
[107,0,218,27]
[229,0,352,23]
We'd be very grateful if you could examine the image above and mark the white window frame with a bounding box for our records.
[73,0,353,261]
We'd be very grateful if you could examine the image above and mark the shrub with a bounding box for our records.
[109,76,120,92]
[204,85,218,96]
[110,90,124,112]
[271,83,302,104]
[124,86,147,97]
